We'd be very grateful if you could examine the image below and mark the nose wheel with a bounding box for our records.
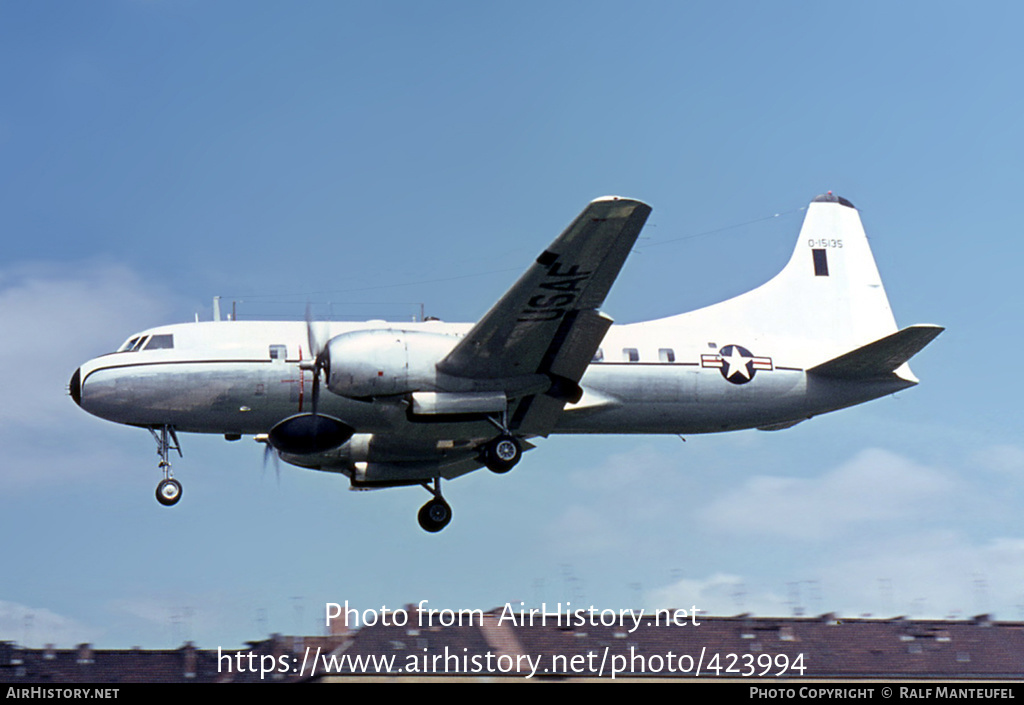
[418,477,452,532]
[156,478,182,506]
[418,497,452,532]
[149,425,183,507]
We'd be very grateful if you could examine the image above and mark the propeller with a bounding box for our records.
[267,307,354,455]
[302,304,330,419]
[255,434,281,485]
[262,440,281,485]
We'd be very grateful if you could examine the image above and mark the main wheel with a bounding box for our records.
[156,478,182,506]
[484,435,521,474]
[417,498,452,532]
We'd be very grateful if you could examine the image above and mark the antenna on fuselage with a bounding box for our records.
[213,296,222,322]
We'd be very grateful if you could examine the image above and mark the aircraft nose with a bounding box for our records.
[69,368,82,407]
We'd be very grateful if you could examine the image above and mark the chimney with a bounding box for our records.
[182,641,196,678]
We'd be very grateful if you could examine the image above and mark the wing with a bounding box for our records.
[437,196,652,435]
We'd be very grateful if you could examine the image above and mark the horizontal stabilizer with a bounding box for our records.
[807,324,944,380]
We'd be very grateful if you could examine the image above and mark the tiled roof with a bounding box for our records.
[0,635,347,684]
[4,613,1023,682]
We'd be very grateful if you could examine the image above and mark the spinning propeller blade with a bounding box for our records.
[262,441,281,485]
[304,304,328,419]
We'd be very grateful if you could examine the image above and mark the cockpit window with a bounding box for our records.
[144,334,174,350]
[116,335,162,353]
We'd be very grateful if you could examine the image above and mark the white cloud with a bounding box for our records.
[0,261,173,488]
[546,504,630,554]
[642,530,1024,622]
[543,443,696,555]
[0,599,98,648]
[647,572,783,616]
[698,448,957,540]
[0,261,172,424]
[815,531,1024,619]
[105,591,270,648]
[971,444,1024,477]
[539,441,1024,622]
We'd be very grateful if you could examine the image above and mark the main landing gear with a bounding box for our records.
[149,425,183,506]
[482,411,523,474]
[417,477,452,533]
[413,431,523,533]
[482,435,521,474]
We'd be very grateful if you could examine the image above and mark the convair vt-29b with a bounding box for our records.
[70,193,942,532]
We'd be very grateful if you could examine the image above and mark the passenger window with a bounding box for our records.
[269,344,288,360]
[623,348,639,362]
[659,348,675,363]
[144,334,174,350]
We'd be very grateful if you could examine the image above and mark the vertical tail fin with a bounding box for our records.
[658,194,909,367]
[761,193,899,352]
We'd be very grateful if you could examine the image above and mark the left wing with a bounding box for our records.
[437,196,651,435]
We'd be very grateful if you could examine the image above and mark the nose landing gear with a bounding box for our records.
[156,478,183,506]
[417,477,452,532]
[149,425,183,507]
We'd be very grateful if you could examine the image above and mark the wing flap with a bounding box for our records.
[546,309,614,383]
[807,324,944,380]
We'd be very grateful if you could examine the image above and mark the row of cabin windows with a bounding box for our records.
[592,347,677,363]
[270,346,682,363]
[115,340,684,363]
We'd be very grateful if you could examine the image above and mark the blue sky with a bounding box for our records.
[2,2,1023,649]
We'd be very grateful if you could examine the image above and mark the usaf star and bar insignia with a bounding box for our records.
[701,344,773,385]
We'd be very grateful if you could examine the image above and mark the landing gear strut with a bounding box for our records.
[149,425,183,507]
[417,476,452,532]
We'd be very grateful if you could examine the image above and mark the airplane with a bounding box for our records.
[69,193,942,532]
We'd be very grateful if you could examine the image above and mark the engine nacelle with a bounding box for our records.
[325,329,458,398]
